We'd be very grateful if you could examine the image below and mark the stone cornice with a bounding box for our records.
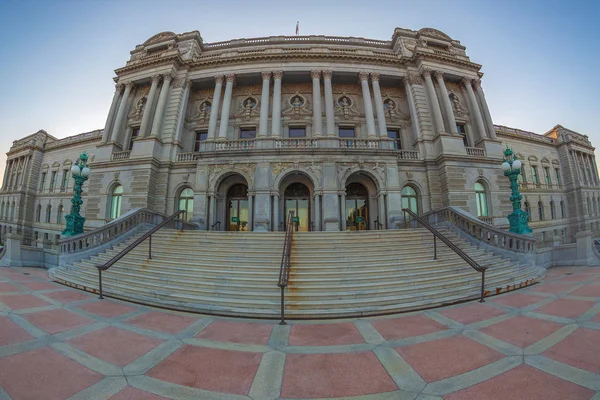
[413,52,482,72]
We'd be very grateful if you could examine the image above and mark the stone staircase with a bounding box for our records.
[50,228,545,318]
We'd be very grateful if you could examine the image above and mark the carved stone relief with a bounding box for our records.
[282,83,312,94]
[334,95,360,119]
[235,97,260,120]
[208,163,256,190]
[282,93,312,119]
[331,84,361,96]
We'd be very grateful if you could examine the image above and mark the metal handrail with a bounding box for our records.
[96,210,186,299]
[277,210,295,324]
[402,208,487,302]
[210,221,221,231]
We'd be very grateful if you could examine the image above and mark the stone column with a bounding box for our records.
[258,71,271,137]
[462,77,487,143]
[207,75,224,140]
[378,193,386,228]
[311,70,322,136]
[323,70,336,136]
[433,71,458,135]
[592,157,600,186]
[110,82,134,143]
[271,71,283,137]
[247,195,253,231]
[174,78,192,143]
[404,76,420,142]
[370,73,388,137]
[139,75,161,138]
[273,194,280,231]
[473,79,497,139]
[340,193,347,231]
[2,160,11,190]
[314,192,321,231]
[102,84,123,143]
[218,74,236,140]
[150,73,174,138]
[359,72,377,137]
[422,69,445,135]
[208,194,216,229]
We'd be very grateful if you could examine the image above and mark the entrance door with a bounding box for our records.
[345,182,369,231]
[284,183,311,231]
[226,184,249,231]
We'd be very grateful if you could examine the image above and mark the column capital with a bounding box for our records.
[151,75,162,84]
[322,70,333,80]
[472,78,482,88]
[421,68,435,78]
[261,71,271,80]
[172,77,191,89]
[162,72,175,82]
[358,71,370,81]
[432,70,445,80]
[310,70,321,79]
[370,72,380,82]
[115,83,125,92]
[460,77,475,87]
[225,73,236,83]
[124,81,135,90]
[272,70,283,80]
[405,72,423,85]
[215,74,225,84]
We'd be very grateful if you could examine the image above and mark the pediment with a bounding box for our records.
[541,157,549,163]
[418,28,452,41]
[143,32,177,46]
[527,155,538,162]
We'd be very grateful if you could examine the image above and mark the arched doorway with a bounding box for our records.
[226,183,249,231]
[284,182,311,231]
[177,188,194,222]
[345,182,369,230]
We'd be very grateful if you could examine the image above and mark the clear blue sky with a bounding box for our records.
[0,0,599,176]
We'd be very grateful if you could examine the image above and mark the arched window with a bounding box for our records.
[36,204,42,222]
[560,200,565,219]
[474,182,488,217]
[178,188,194,222]
[46,205,52,223]
[524,202,531,222]
[401,185,419,215]
[538,201,544,221]
[550,201,556,220]
[57,205,64,224]
[110,185,123,220]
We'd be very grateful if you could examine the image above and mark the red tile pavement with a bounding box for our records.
[555,274,593,283]
[109,387,170,400]
[125,311,198,334]
[542,328,600,374]
[0,282,23,293]
[43,290,92,303]
[0,347,102,400]
[396,335,504,382]
[444,364,594,400]
[1,273,38,282]
[19,281,61,291]
[22,308,94,334]
[196,320,273,345]
[533,298,596,319]
[438,303,506,325]
[371,315,448,341]
[68,326,163,366]
[289,322,365,346]
[480,315,563,348]
[148,345,262,395]
[281,352,397,398]
[77,300,137,318]
[530,283,577,294]
[491,293,546,308]
[0,316,35,346]
[591,312,600,323]
[0,294,52,310]
[569,284,600,298]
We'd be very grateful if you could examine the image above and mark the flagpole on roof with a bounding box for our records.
[296,21,299,36]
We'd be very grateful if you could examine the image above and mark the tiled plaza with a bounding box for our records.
[0,266,599,400]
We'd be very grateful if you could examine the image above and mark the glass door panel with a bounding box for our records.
[297,199,309,232]
[228,200,239,231]
[239,199,249,231]
[346,199,369,231]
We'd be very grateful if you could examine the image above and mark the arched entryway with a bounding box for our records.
[345,182,369,230]
[276,171,317,231]
[226,183,249,231]
[284,182,311,231]
[213,173,251,231]
[343,171,381,231]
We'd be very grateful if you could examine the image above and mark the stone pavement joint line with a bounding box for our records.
[0,265,599,400]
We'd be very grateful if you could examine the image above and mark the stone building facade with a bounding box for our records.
[0,27,598,246]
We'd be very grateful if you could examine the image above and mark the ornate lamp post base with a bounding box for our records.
[507,209,532,235]
[502,146,532,235]
[62,214,86,237]
[62,151,91,237]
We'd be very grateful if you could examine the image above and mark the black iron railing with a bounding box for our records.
[96,210,188,299]
[210,221,221,231]
[402,208,487,302]
[277,210,295,324]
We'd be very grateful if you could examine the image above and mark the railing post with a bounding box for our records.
[479,270,486,303]
[404,211,407,228]
[148,235,152,260]
[279,286,286,325]
[98,268,103,299]
[433,235,437,260]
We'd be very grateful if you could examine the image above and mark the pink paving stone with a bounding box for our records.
[109,387,170,400]
[543,328,600,374]
[530,283,577,294]
[569,284,600,298]
[2,273,38,282]
[68,326,163,366]
[438,303,506,325]
[444,364,594,400]
[196,320,273,345]
[125,311,198,334]
[148,345,262,395]
[555,274,593,283]
[397,335,504,382]
[288,322,365,346]
[0,315,35,346]
[371,314,448,341]
[533,298,596,319]
[0,282,22,293]
[480,315,563,348]
[592,312,600,323]
[281,352,397,398]
[22,308,94,334]
[77,300,137,318]
[0,294,52,310]
[0,346,102,400]
[491,292,547,308]
[20,281,61,291]
[43,290,92,303]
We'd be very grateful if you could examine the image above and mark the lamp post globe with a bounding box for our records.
[62,151,91,237]
[502,146,532,235]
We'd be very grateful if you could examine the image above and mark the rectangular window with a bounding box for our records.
[289,127,306,138]
[555,168,561,186]
[531,166,539,185]
[544,167,551,185]
[456,124,469,147]
[39,172,46,191]
[240,127,257,139]
[194,130,208,152]
[50,171,57,191]
[60,170,69,192]
[339,127,355,138]
[128,127,140,151]
[387,129,402,149]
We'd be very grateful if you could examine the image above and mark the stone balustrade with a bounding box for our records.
[215,140,255,151]
[111,151,131,161]
[397,150,420,160]
[275,138,318,148]
[177,152,199,162]
[466,147,486,157]
[338,139,379,149]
